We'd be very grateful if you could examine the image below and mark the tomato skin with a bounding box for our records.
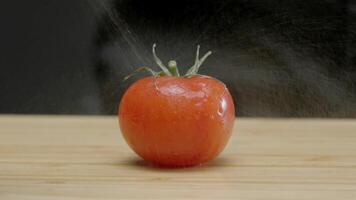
[118,75,235,167]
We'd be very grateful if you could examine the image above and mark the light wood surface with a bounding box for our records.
[1,115,356,199]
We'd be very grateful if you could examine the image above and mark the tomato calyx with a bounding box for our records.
[123,44,212,81]
[184,45,212,77]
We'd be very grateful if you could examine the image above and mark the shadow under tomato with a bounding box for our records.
[124,156,232,172]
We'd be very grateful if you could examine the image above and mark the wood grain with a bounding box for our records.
[0,115,356,199]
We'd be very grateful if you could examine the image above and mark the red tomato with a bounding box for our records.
[118,44,235,167]
[119,75,235,167]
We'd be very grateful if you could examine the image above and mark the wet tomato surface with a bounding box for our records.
[119,75,235,167]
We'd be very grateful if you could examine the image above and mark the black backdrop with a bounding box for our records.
[1,0,355,117]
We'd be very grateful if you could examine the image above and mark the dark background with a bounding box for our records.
[1,0,355,117]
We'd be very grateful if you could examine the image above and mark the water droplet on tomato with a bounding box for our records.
[218,98,227,116]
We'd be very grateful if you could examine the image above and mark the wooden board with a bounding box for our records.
[0,115,356,199]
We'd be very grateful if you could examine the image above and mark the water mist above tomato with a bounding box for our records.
[118,44,235,167]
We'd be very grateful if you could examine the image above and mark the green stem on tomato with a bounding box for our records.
[168,60,180,76]
[122,67,159,82]
[184,46,212,77]
[152,44,172,76]
[123,44,212,81]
